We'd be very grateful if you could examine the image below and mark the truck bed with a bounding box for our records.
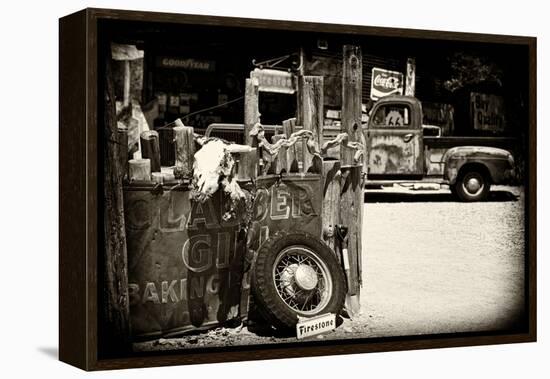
[424,136,517,151]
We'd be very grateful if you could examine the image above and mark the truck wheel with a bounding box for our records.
[251,231,346,331]
[453,169,490,202]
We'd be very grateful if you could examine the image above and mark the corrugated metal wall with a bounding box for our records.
[362,53,405,101]
[307,48,409,106]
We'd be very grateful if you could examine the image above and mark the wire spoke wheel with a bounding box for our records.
[273,246,333,315]
[252,231,346,330]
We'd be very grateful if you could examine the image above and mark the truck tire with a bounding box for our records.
[453,169,490,202]
[251,231,346,331]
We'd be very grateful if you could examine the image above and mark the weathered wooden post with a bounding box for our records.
[322,159,341,251]
[282,118,299,172]
[140,130,161,172]
[243,77,260,176]
[239,76,260,322]
[173,121,194,179]
[128,158,151,181]
[340,45,363,317]
[271,134,288,174]
[111,43,144,108]
[117,124,128,178]
[102,54,130,354]
[405,57,416,97]
[297,75,324,173]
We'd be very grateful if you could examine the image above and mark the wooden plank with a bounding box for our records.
[341,45,363,165]
[129,158,151,181]
[297,75,324,173]
[102,48,131,355]
[340,45,363,317]
[243,78,260,175]
[405,57,416,96]
[236,148,258,181]
[282,118,299,172]
[117,124,128,178]
[322,160,341,252]
[173,122,194,179]
[271,134,288,174]
[140,130,161,172]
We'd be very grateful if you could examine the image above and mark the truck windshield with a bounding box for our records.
[372,104,410,127]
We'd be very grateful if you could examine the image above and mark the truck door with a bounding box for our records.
[366,101,423,177]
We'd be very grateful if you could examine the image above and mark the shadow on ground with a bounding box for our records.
[365,190,519,203]
[37,347,58,359]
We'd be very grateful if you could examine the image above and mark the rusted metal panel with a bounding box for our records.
[367,131,423,175]
[124,183,246,340]
[425,147,446,176]
[442,146,515,184]
[253,174,323,245]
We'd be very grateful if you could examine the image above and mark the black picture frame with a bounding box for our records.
[59,8,537,371]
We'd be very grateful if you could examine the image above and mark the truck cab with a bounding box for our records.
[364,95,516,201]
[365,96,424,179]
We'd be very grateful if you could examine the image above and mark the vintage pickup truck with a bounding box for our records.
[203,95,516,202]
[361,95,516,201]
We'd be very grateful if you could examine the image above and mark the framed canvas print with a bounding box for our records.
[59,8,536,371]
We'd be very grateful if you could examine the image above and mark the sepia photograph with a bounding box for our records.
[59,8,535,368]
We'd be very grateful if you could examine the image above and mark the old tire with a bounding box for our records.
[453,169,490,202]
[251,231,346,331]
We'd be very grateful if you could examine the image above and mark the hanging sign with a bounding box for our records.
[250,69,296,94]
[371,67,404,100]
[470,93,506,133]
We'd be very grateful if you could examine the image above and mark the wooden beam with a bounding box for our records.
[102,55,130,355]
[140,130,161,172]
[297,75,324,173]
[129,158,151,181]
[340,45,363,317]
[122,60,130,107]
[405,57,416,97]
[243,78,260,175]
[282,118,299,172]
[236,148,258,181]
[173,122,194,179]
[341,45,363,165]
[271,134,288,174]
[322,160,341,252]
[117,124,128,178]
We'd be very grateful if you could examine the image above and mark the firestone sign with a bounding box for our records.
[370,67,404,100]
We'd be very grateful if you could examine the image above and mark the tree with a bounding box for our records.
[444,52,503,93]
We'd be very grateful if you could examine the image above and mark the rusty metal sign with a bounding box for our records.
[124,184,246,339]
[470,92,506,133]
[252,174,323,245]
[370,67,404,100]
[250,69,296,94]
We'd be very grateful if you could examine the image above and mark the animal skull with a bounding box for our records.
[191,138,253,222]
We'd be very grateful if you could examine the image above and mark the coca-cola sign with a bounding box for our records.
[370,67,404,100]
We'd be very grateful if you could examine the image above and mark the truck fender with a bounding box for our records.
[442,146,515,185]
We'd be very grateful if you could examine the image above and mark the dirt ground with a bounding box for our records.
[135,185,525,352]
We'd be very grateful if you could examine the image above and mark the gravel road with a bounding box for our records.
[135,185,525,351]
